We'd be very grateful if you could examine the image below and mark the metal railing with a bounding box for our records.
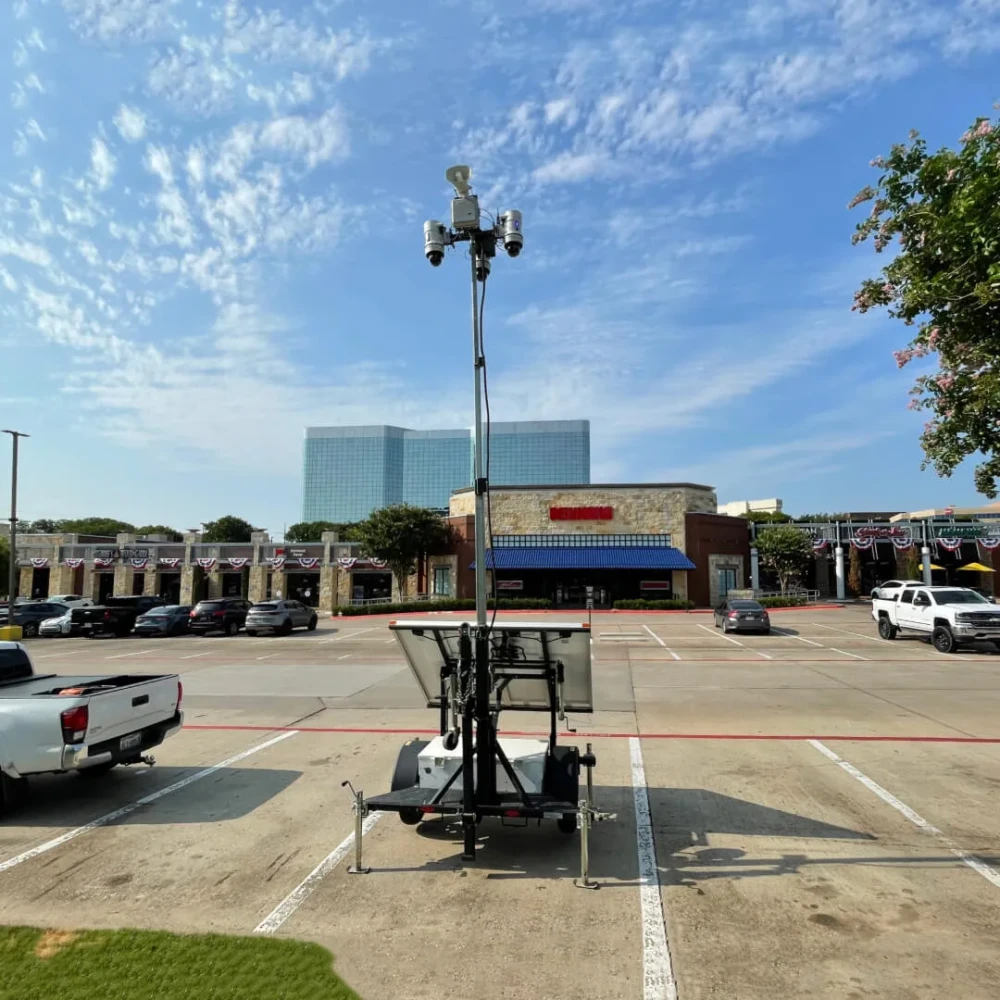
[753,588,821,603]
[350,596,393,606]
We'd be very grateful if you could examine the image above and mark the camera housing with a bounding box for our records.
[501,210,523,257]
[423,220,450,267]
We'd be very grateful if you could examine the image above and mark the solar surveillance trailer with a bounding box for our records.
[341,167,613,879]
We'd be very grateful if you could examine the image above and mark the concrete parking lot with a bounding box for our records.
[3,607,1000,999]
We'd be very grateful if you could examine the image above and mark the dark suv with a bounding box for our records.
[188,598,251,636]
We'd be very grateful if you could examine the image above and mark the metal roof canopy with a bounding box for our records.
[390,618,593,713]
[477,546,695,571]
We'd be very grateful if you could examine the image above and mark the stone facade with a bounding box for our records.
[707,553,746,607]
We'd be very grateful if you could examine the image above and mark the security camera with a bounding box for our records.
[423,219,450,267]
[475,254,491,282]
[501,210,523,257]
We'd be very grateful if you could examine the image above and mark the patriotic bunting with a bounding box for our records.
[94,557,115,567]
[936,537,963,552]
[197,557,217,570]
[851,537,875,550]
[811,539,828,552]
[227,557,249,569]
[979,537,1000,551]
[268,556,286,570]
[298,557,320,569]
[64,558,84,569]
[890,534,913,549]
[369,557,387,568]
[29,557,49,568]
[159,557,181,568]
[337,557,356,569]
[129,558,148,569]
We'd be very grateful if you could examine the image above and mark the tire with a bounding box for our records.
[392,739,428,826]
[307,616,318,632]
[933,625,957,654]
[557,814,578,835]
[761,628,771,636]
[877,617,898,641]
[246,630,258,637]
[225,620,239,637]
[279,618,293,636]
[21,622,38,638]
[0,771,27,816]
[79,761,116,778]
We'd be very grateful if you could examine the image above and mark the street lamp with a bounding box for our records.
[423,166,522,805]
[2,430,29,605]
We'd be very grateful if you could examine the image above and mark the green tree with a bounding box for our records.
[848,544,864,596]
[354,505,449,598]
[136,525,183,541]
[744,511,792,524]
[25,518,59,533]
[755,525,812,594]
[285,521,361,543]
[201,516,257,543]
[851,112,1000,496]
[58,517,136,536]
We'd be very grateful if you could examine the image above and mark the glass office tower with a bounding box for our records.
[302,420,590,522]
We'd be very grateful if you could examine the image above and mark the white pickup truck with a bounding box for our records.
[871,585,1000,653]
[0,641,183,813]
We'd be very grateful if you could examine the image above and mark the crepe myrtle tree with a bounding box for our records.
[355,504,450,599]
[200,516,257,543]
[850,112,1000,496]
[848,544,864,596]
[755,525,812,595]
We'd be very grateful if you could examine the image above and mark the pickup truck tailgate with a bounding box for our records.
[85,675,181,744]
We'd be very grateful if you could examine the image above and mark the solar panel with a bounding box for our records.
[388,619,593,713]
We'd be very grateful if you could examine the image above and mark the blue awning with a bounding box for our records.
[473,546,695,571]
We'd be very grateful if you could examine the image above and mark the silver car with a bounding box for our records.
[245,600,318,636]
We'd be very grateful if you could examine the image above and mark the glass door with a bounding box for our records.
[717,568,737,599]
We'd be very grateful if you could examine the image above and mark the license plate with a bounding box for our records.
[120,733,142,751]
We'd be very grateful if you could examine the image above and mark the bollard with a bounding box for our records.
[347,787,370,875]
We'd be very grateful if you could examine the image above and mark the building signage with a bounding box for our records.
[854,526,909,539]
[640,581,672,591]
[549,506,613,521]
[932,525,998,539]
[122,547,150,560]
[94,548,119,561]
[496,580,523,591]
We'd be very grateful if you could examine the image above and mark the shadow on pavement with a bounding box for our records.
[11,765,302,826]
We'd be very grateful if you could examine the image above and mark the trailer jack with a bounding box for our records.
[575,743,616,889]
[342,780,370,875]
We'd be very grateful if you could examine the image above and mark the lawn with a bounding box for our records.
[0,926,362,1000]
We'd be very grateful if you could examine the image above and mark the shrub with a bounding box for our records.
[611,599,696,610]
[331,597,552,616]
[756,596,808,608]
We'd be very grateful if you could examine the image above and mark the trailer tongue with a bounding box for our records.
[349,619,615,884]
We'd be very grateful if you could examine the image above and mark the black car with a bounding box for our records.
[134,605,193,637]
[713,599,770,634]
[188,598,251,636]
[0,601,71,638]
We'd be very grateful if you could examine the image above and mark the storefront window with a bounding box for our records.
[433,567,450,596]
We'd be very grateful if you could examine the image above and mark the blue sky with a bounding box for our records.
[1,0,999,535]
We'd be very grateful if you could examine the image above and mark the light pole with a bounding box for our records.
[423,166,522,834]
[3,430,29,605]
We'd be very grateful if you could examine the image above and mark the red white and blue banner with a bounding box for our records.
[29,557,48,568]
[64,557,84,569]
[94,557,115,568]
[812,539,829,552]
[129,558,148,569]
[267,556,286,569]
[227,557,249,569]
[369,557,387,568]
[197,557,217,570]
[936,538,963,552]
[337,557,357,569]
[850,537,875,550]
[979,537,1000,551]
[158,557,181,568]
[298,557,320,569]
[891,535,914,550]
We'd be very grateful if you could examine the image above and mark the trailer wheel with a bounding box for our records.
[557,814,577,834]
[392,739,428,826]
[877,617,897,641]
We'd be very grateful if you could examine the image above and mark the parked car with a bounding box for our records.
[245,600,318,636]
[0,640,183,811]
[713,599,770,634]
[188,598,251,636]
[871,579,924,600]
[134,605,193,637]
[39,608,74,637]
[71,596,166,638]
[47,594,94,608]
[872,585,1000,653]
[0,602,71,638]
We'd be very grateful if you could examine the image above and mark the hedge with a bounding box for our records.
[756,596,808,608]
[611,599,696,610]
[332,598,552,616]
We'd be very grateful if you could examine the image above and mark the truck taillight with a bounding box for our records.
[60,705,89,744]
[177,679,183,710]
[213,610,225,617]
[189,609,196,617]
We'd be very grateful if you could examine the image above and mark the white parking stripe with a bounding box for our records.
[105,647,156,659]
[256,653,280,661]
[809,740,1000,890]
[329,628,376,641]
[180,651,215,660]
[828,647,869,661]
[629,737,678,1000]
[254,812,382,934]
[695,622,742,646]
[0,731,297,874]
[810,623,884,643]
[769,626,823,647]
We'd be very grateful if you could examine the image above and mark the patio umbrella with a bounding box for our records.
[918,563,944,571]
[957,562,995,572]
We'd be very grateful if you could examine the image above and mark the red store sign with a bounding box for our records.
[549,506,613,521]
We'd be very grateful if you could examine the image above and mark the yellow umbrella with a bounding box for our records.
[919,563,944,571]
[958,562,996,572]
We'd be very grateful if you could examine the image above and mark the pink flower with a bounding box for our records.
[894,348,916,368]
[907,399,920,410]
[936,374,955,390]
[946,168,957,181]
[976,119,993,137]
[882,282,896,296]
[870,156,887,168]
[913,344,929,358]
[927,327,940,349]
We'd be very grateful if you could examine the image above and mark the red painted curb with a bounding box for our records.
[184,724,1000,744]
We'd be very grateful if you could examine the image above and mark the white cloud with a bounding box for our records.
[90,137,117,190]
[113,104,147,142]
[0,265,18,293]
[11,73,45,109]
[0,235,53,269]
[63,0,182,42]
[258,107,350,168]
[148,36,242,115]
[532,150,616,184]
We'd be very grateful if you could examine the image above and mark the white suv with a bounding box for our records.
[871,579,923,600]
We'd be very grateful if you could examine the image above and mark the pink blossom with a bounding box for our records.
[870,156,887,168]
[913,344,929,359]
[943,408,954,418]
[976,119,993,138]
[936,374,955,390]
[907,399,920,410]
[894,348,916,368]
[927,327,940,349]
[946,168,957,181]
[882,282,896,296]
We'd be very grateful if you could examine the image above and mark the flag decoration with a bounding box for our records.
[369,557,388,568]
[94,557,115,567]
[890,533,913,549]
[267,556,286,570]
[129,558,148,569]
[227,557,249,569]
[299,557,320,569]
[64,557,84,569]
[811,539,828,552]
[979,536,1000,551]
[197,557,217,570]
[159,557,181,568]
[936,537,963,552]
[851,537,875,550]
[29,557,49,568]
[337,557,357,569]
